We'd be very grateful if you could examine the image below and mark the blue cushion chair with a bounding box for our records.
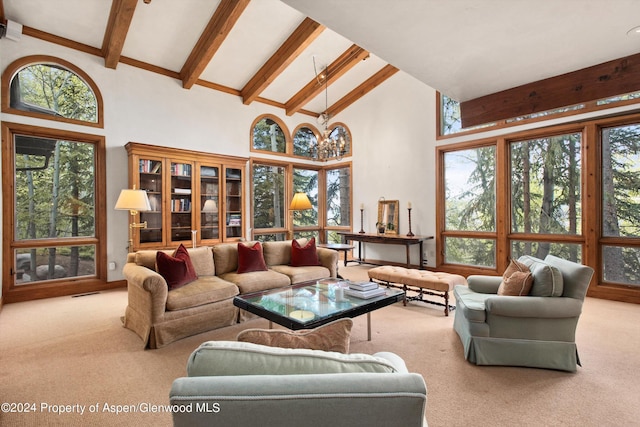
[453,254,594,372]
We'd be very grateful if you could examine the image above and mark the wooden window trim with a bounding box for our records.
[1,55,104,128]
[436,111,640,304]
[436,91,640,141]
[2,122,108,303]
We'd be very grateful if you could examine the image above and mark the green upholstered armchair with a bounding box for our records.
[453,254,594,372]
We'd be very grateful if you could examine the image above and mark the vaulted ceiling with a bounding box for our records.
[3,0,640,123]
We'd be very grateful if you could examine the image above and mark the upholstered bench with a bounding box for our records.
[368,266,467,316]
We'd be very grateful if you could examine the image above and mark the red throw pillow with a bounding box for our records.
[156,244,197,290]
[290,237,321,267]
[237,242,268,273]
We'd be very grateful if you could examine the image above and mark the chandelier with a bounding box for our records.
[310,60,347,162]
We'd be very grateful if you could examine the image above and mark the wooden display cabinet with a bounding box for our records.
[125,142,247,251]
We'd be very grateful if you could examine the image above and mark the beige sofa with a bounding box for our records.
[122,240,338,348]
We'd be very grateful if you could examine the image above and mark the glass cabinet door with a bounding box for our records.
[200,165,220,241]
[138,158,163,244]
[170,162,193,244]
[225,167,243,239]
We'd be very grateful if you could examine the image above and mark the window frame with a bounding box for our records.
[2,121,107,302]
[1,55,104,128]
[250,158,351,243]
[436,91,640,140]
[437,113,640,304]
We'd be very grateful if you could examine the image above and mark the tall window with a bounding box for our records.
[2,123,106,301]
[325,166,351,243]
[292,168,319,240]
[438,114,640,303]
[252,162,286,241]
[510,133,582,262]
[443,146,496,267]
[601,123,640,287]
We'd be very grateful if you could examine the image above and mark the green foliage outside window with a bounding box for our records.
[252,118,286,153]
[326,168,350,227]
[252,164,285,229]
[13,64,97,122]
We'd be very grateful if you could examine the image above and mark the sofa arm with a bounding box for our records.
[170,373,427,427]
[485,296,583,318]
[317,247,338,278]
[467,275,502,294]
[122,263,168,323]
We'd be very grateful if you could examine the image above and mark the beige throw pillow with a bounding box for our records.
[237,318,353,354]
[498,259,533,296]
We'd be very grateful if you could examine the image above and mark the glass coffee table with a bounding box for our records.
[233,278,404,341]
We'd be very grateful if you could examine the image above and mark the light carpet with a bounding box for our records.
[0,265,639,426]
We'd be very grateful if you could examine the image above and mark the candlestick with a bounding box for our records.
[407,208,415,237]
[359,208,365,233]
[408,201,412,209]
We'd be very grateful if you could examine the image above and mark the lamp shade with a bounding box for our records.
[115,189,151,212]
[202,199,218,213]
[290,192,313,210]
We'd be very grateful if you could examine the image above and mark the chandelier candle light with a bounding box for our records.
[311,57,347,161]
[407,201,415,237]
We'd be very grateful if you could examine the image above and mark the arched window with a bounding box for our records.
[327,122,352,158]
[251,115,289,154]
[2,55,103,127]
[292,124,319,158]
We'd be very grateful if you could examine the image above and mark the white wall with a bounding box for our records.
[338,72,438,266]
[0,35,440,287]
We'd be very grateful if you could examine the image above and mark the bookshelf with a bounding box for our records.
[125,142,248,250]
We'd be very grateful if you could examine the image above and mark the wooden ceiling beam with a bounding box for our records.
[102,0,138,69]
[241,17,325,105]
[284,44,369,116]
[180,0,250,89]
[460,52,640,128]
[327,64,398,117]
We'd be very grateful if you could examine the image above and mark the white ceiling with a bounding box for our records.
[5,0,640,114]
[282,0,640,101]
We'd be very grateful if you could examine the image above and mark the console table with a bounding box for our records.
[338,232,433,269]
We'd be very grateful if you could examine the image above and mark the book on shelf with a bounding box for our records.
[174,188,192,194]
[349,281,379,291]
[344,287,386,299]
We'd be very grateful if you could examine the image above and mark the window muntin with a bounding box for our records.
[510,133,582,236]
[252,116,288,153]
[444,146,496,232]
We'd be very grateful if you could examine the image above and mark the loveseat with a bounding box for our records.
[169,341,428,427]
[122,240,338,348]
